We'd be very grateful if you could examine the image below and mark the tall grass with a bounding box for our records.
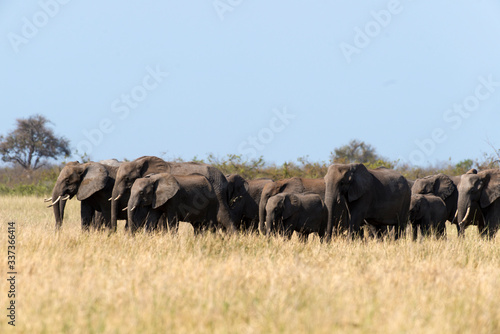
[0,196,499,333]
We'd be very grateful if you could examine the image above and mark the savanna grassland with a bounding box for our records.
[1,196,499,334]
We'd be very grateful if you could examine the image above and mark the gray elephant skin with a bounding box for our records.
[324,164,411,240]
[265,192,327,242]
[409,194,447,240]
[111,156,237,233]
[258,177,325,235]
[127,173,218,234]
[48,161,128,230]
[411,173,459,231]
[457,169,500,238]
[226,174,273,232]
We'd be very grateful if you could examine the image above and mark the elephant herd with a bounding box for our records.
[45,156,500,240]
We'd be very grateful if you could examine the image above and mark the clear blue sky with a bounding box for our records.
[1,1,499,167]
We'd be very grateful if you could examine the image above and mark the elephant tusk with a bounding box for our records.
[108,197,113,201]
[122,207,128,211]
[114,194,122,201]
[130,206,136,212]
[44,197,52,202]
[462,207,471,223]
[62,195,70,200]
[47,196,62,208]
[453,210,458,223]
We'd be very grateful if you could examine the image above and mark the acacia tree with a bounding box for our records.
[331,139,378,164]
[0,114,71,170]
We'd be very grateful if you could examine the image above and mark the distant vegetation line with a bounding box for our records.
[1,115,498,196]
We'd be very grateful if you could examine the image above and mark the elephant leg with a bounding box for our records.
[146,210,162,233]
[166,212,179,234]
[92,211,107,231]
[349,212,364,239]
[437,223,447,239]
[215,195,237,234]
[162,213,177,234]
[192,221,205,236]
[411,223,418,241]
[81,202,94,232]
[420,222,431,238]
[100,208,112,231]
[478,219,488,238]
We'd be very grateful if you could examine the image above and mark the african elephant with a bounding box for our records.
[324,164,411,240]
[226,174,273,232]
[258,177,326,235]
[456,169,500,238]
[411,173,458,232]
[408,194,447,240]
[111,156,237,233]
[265,192,327,242]
[127,173,218,235]
[47,161,128,231]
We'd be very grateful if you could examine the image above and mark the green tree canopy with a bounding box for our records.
[330,139,379,164]
[0,114,71,170]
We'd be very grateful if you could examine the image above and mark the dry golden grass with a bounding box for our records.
[0,196,499,333]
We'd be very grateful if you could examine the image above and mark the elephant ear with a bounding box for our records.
[434,175,456,200]
[153,175,180,209]
[412,177,434,195]
[347,164,372,202]
[283,194,299,219]
[480,173,500,208]
[227,174,248,202]
[77,164,109,201]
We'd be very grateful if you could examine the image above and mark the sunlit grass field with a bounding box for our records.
[0,196,499,333]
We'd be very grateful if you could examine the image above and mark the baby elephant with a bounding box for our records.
[127,173,218,234]
[409,194,447,240]
[265,192,327,242]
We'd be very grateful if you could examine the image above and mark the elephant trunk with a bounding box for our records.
[128,205,148,235]
[265,211,275,235]
[51,187,67,230]
[53,200,62,230]
[456,195,479,236]
[110,196,118,232]
[259,194,269,235]
[110,182,126,232]
[325,186,346,241]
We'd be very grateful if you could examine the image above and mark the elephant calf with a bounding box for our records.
[265,192,327,242]
[127,173,218,235]
[409,194,447,240]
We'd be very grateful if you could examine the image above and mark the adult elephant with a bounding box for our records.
[456,169,500,238]
[411,173,459,231]
[47,161,128,231]
[324,164,411,241]
[110,156,237,233]
[226,174,273,232]
[408,194,447,240]
[258,177,325,235]
[127,173,218,234]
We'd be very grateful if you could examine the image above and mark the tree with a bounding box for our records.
[330,139,378,164]
[0,114,71,170]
